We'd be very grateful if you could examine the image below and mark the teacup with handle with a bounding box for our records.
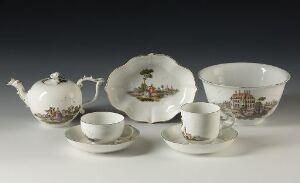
[181,102,235,143]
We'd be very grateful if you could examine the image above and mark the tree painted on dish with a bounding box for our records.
[216,90,278,120]
[34,105,80,124]
[127,68,179,102]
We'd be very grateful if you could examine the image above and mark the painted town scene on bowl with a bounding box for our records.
[128,68,179,102]
[34,105,80,124]
[216,90,278,120]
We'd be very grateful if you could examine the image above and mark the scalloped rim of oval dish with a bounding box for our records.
[104,53,197,123]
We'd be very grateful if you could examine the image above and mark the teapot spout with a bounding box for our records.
[7,78,29,107]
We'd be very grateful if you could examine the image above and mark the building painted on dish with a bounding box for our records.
[230,90,255,115]
[217,90,278,120]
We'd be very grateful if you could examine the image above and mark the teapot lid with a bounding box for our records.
[42,72,68,85]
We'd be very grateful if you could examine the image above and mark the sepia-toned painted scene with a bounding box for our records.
[128,68,179,102]
[217,90,278,120]
[34,105,80,123]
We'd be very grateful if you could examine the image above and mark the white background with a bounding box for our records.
[1,93,299,183]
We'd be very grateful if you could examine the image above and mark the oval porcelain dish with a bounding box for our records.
[105,53,197,123]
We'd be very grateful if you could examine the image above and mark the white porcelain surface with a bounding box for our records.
[81,112,125,143]
[4,109,300,183]
[105,53,197,123]
[199,63,290,125]
[181,102,235,141]
[65,125,139,153]
[7,72,104,127]
[162,124,238,154]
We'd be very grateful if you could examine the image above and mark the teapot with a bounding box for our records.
[7,72,105,127]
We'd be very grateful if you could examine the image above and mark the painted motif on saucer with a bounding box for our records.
[161,124,238,154]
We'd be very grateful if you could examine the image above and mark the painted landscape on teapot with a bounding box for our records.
[216,90,278,120]
[34,105,80,124]
[127,68,179,102]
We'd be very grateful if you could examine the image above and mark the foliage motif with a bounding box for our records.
[128,68,179,102]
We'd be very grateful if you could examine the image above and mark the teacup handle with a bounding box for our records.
[220,113,235,130]
[77,76,105,114]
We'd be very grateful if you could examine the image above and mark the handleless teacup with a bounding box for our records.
[81,112,125,143]
[181,102,235,142]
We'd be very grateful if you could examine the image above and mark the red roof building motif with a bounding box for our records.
[230,90,255,111]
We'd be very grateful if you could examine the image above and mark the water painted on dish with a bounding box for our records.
[127,68,179,102]
[34,105,80,124]
[216,90,278,120]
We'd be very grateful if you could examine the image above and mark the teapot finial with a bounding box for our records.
[47,72,66,84]
[50,72,60,80]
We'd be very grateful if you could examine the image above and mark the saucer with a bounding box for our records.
[161,124,238,154]
[65,125,139,153]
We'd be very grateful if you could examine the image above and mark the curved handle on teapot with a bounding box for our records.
[77,76,105,114]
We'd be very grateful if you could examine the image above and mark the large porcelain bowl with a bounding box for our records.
[199,63,291,125]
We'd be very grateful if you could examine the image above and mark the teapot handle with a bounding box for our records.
[76,76,105,114]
